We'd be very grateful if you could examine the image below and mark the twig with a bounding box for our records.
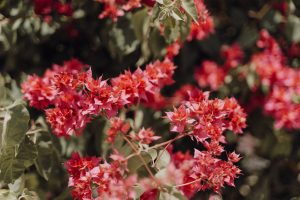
[121,134,160,187]
[173,178,201,188]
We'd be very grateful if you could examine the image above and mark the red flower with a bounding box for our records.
[141,0,156,7]
[34,0,73,16]
[54,2,73,16]
[130,128,161,144]
[140,189,159,200]
[34,0,53,15]
[221,43,244,69]
[194,61,225,90]
[98,0,141,21]
[21,74,56,109]
[166,41,181,59]
[187,0,214,41]
[22,58,176,137]
[107,117,131,143]
[166,105,191,133]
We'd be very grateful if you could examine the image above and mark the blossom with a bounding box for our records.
[192,149,241,191]
[106,117,131,143]
[98,0,141,21]
[172,84,209,105]
[22,58,176,137]
[249,30,300,130]
[166,92,246,142]
[65,153,137,200]
[34,0,73,16]
[140,189,159,200]
[34,0,53,15]
[167,148,242,197]
[21,74,55,109]
[221,43,244,69]
[194,43,244,91]
[165,105,191,133]
[194,61,225,90]
[166,41,181,59]
[130,128,160,144]
[187,0,214,41]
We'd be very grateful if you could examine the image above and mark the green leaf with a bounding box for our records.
[156,0,163,4]
[158,186,187,200]
[134,109,144,130]
[155,150,170,170]
[181,0,199,24]
[33,131,54,180]
[0,137,37,183]
[0,189,18,200]
[8,176,25,195]
[1,102,29,148]
[171,9,184,21]
[127,149,157,173]
[131,8,148,41]
[285,15,300,43]
[0,75,7,104]
[159,188,187,200]
[19,188,40,200]
[133,185,145,199]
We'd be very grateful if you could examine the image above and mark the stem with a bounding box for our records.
[121,134,160,186]
[149,132,192,150]
[152,141,172,168]
[173,178,201,188]
[125,132,192,164]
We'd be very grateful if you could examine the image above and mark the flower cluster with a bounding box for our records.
[192,29,300,130]
[65,152,137,199]
[22,58,247,199]
[166,88,246,142]
[162,88,246,197]
[167,150,241,198]
[194,43,244,90]
[97,0,142,21]
[22,58,175,137]
[106,117,160,145]
[188,0,214,41]
[250,30,300,130]
[34,0,73,16]
[62,87,246,199]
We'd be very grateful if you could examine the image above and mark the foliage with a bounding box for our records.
[1,0,300,199]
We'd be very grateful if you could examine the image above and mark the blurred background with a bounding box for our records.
[1,0,300,199]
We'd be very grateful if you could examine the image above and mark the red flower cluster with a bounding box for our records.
[65,153,137,200]
[97,0,141,21]
[162,87,246,196]
[130,128,161,144]
[188,0,214,41]
[194,61,225,91]
[250,30,300,130]
[106,118,160,144]
[106,117,131,143]
[194,43,244,90]
[34,0,73,16]
[167,149,241,197]
[166,41,182,59]
[61,85,246,199]
[166,89,246,142]
[22,58,176,137]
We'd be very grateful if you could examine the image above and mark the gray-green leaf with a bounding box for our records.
[181,0,199,24]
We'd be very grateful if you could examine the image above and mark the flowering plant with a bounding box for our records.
[1,0,300,199]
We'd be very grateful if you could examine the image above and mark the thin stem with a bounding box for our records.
[152,141,172,168]
[149,132,192,150]
[173,178,201,188]
[121,134,160,186]
[125,132,192,163]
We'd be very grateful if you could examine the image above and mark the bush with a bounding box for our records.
[1,0,300,199]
